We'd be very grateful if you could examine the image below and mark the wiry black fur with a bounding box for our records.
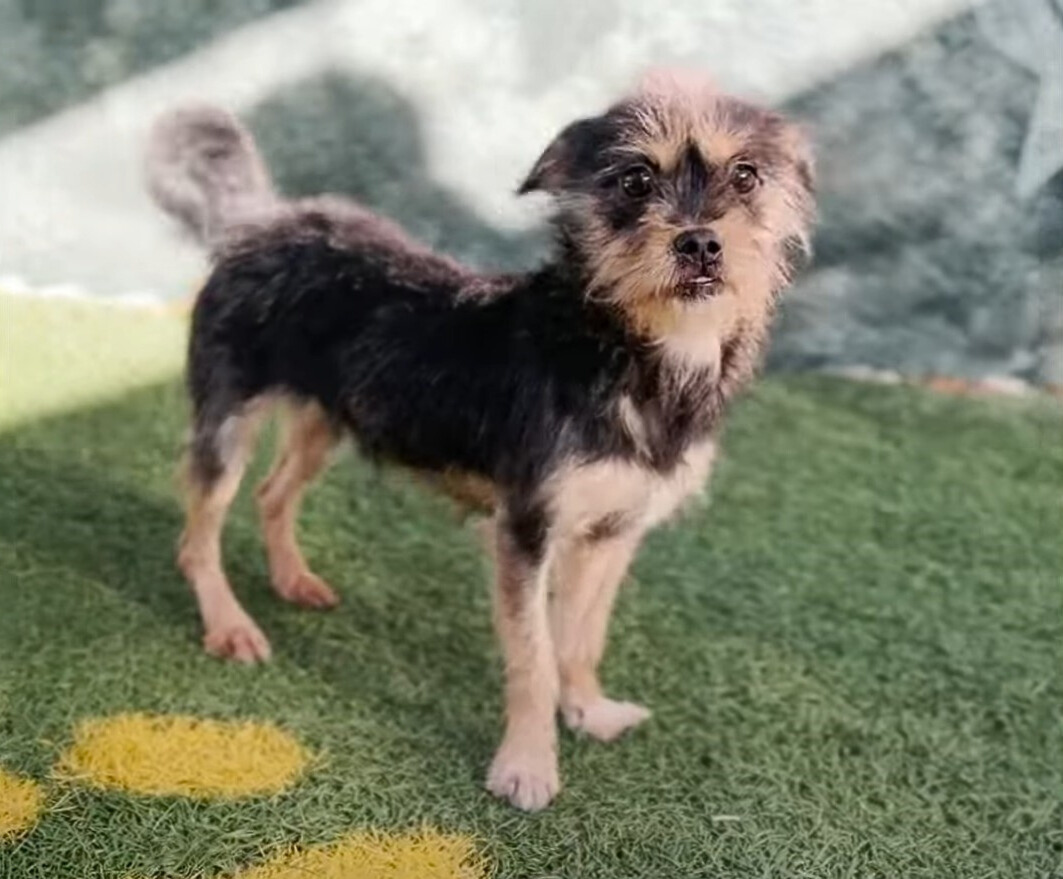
[187,202,731,550]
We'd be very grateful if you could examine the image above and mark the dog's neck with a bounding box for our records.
[509,250,768,467]
[544,234,768,400]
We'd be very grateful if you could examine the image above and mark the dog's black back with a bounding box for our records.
[188,200,724,509]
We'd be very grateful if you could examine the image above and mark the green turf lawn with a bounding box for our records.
[2,292,1062,878]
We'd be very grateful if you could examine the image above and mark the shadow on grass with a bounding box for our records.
[3,372,1063,877]
[0,378,500,757]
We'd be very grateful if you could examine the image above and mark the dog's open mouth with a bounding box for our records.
[677,275,722,298]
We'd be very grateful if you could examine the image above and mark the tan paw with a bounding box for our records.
[276,571,339,609]
[486,742,560,812]
[563,697,651,743]
[203,617,272,663]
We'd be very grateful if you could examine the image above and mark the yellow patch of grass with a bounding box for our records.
[231,830,490,879]
[56,713,311,799]
[0,768,45,838]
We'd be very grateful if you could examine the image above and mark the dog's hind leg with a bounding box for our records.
[177,397,271,662]
[256,400,339,609]
[551,532,650,743]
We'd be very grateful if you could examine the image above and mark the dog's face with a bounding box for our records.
[521,75,814,328]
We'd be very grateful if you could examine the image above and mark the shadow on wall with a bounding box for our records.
[0,0,311,137]
[246,71,551,272]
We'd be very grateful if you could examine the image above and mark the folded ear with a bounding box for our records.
[517,116,606,195]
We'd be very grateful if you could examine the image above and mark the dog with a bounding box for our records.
[146,70,814,811]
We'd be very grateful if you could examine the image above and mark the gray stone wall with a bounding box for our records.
[774,10,1063,384]
[0,0,1059,384]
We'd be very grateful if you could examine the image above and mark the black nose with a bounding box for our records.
[673,229,722,262]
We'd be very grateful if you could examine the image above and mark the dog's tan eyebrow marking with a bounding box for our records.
[632,131,686,174]
[697,129,744,167]
[631,115,746,175]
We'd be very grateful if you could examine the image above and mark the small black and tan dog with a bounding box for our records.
[147,71,814,811]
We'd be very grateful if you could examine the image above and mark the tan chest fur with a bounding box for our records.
[546,439,717,538]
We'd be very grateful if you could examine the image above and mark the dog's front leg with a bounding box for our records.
[551,531,651,742]
[486,510,560,811]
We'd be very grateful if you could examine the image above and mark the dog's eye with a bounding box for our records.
[731,162,759,194]
[619,166,653,198]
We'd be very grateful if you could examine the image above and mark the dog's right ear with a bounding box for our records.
[518,116,606,195]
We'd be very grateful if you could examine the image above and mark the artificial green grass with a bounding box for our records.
[0,294,187,430]
[1,292,1062,877]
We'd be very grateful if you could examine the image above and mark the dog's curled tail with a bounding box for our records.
[146,104,276,251]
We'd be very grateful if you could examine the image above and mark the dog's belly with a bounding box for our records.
[413,467,498,515]
[545,439,717,538]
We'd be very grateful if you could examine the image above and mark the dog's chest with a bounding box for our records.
[547,439,716,537]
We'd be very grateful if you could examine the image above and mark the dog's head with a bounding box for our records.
[520,72,814,332]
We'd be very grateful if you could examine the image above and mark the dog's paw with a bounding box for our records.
[203,617,272,663]
[563,697,651,743]
[276,572,339,610]
[486,742,560,812]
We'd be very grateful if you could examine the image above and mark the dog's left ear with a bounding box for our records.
[518,116,605,195]
[783,122,815,197]
[778,121,817,261]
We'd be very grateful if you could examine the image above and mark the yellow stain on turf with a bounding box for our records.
[230,830,490,879]
[0,768,45,838]
[57,713,311,799]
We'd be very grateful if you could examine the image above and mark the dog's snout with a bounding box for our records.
[673,229,722,262]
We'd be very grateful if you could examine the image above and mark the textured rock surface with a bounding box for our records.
[773,11,1063,384]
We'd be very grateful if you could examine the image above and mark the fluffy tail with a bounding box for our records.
[145,105,276,251]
